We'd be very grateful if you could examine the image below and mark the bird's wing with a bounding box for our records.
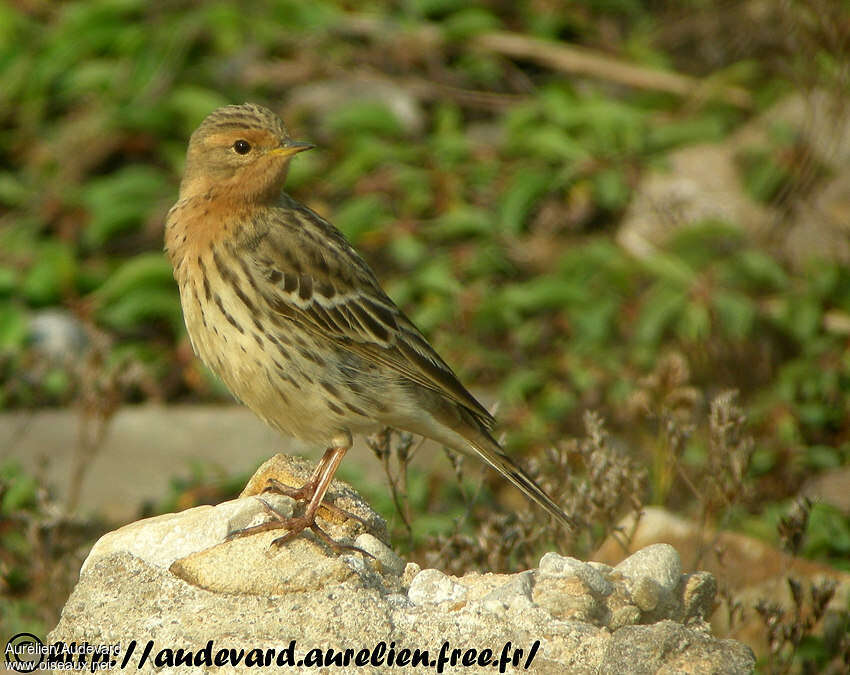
[241,196,495,429]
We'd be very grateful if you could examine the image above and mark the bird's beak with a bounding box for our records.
[269,141,315,158]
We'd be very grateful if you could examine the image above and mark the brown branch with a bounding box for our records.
[471,31,753,109]
[332,16,753,109]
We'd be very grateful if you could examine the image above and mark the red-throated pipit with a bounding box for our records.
[165,103,574,551]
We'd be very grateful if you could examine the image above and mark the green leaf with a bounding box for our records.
[43,368,71,398]
[0,171,28,207]
[429,206,493,240]
[499,277,584,314]
[442,8,501,40]
[522,126,588,163]
[21,241,77,305]
[0,302,27,352]
[739,148,788,203]
[569,295,619,344]
[267,0,340,30]
[0,460,39,512]
[677,300,710,341]
[97,286,182,333]
[712,290,755,338]
[499,168,551,233]
[0,266,18,296]
[733,249,789,291]
[782,297,822,343]
[803,503,850,566]
[634,285,686,345]
[82,166,170,248]
[639,252,696,288]
[95,253,175,303]
[325,101,405,138]
[646,116,727,151]
[284,150,323,191]
[61,58,120,96]
[389,234,427,267]
[501,368,545,403]
[592,168,630,211]
[802,445,843,470]
[169,86,230,135]
[333,195,390,244]
[410,295,454,333]
[412,257,462,296]
[326,137,413,188]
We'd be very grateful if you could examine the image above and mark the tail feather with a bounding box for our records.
[470,436,576,531]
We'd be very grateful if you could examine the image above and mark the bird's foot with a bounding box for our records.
[226,484,373,558]
[261,477,373,531]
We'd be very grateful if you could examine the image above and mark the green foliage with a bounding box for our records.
[333,194,392,243]
[499,168,553,233]
[0,461,43,633]
[325,101,406,138]
[81,167,171,248]
[94,254,181,333]
[0,307,27,360]
[803,503,850,571]
[0,461,38,514]
[21,241,77,307]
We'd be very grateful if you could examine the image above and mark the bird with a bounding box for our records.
[164,102,574,551]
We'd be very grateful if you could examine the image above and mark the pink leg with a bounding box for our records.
[226,445,372,556]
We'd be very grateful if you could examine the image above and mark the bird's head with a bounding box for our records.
[180,103,313,202]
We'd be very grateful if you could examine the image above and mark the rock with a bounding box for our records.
[734,90,850,172]
[604,621,755,675]
[408,568,468,607]
[287,77,425,137]
[683,572,718,623]
[49,457,754,674]
[480,571,535,612]
[785,168,850,268]
[617,143,774,259]
[615,543,682,593]
[533,553,613,624]
[594,507,850,661]
[355,533,406,576]
[539,552,613,596]
[29,309,88,361]
[618,90,850,267]
[803,465,850,516]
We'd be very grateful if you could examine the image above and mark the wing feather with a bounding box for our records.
[245,196,494,429]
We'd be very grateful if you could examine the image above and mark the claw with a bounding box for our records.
[226,445,374,558]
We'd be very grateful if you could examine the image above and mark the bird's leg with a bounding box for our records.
[226,442,372,557]
[261,447,337,502]
[260,478,372,532]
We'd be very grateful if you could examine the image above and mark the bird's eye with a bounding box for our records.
[233,140,251,155]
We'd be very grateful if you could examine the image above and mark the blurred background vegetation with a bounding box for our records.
[1,0,849,670]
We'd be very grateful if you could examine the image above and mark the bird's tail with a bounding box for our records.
[469,434,576,531]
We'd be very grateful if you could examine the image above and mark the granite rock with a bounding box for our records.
[49,455,755,674]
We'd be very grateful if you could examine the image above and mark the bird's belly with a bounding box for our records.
[179,277,381,445]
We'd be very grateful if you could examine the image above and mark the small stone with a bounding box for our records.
[355,533,406,576]
[408,569,467,606]
[588,561,614,576]
[402,561,421,587]
[682,571,717,621]
[630,576,662,612]
[614,544,682,594]
[539,552,612,596]
[608,604,642,630]
[481,571,534,612]
[534,575,603,622]
[29,309,88,360]
[226,493,295,535]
